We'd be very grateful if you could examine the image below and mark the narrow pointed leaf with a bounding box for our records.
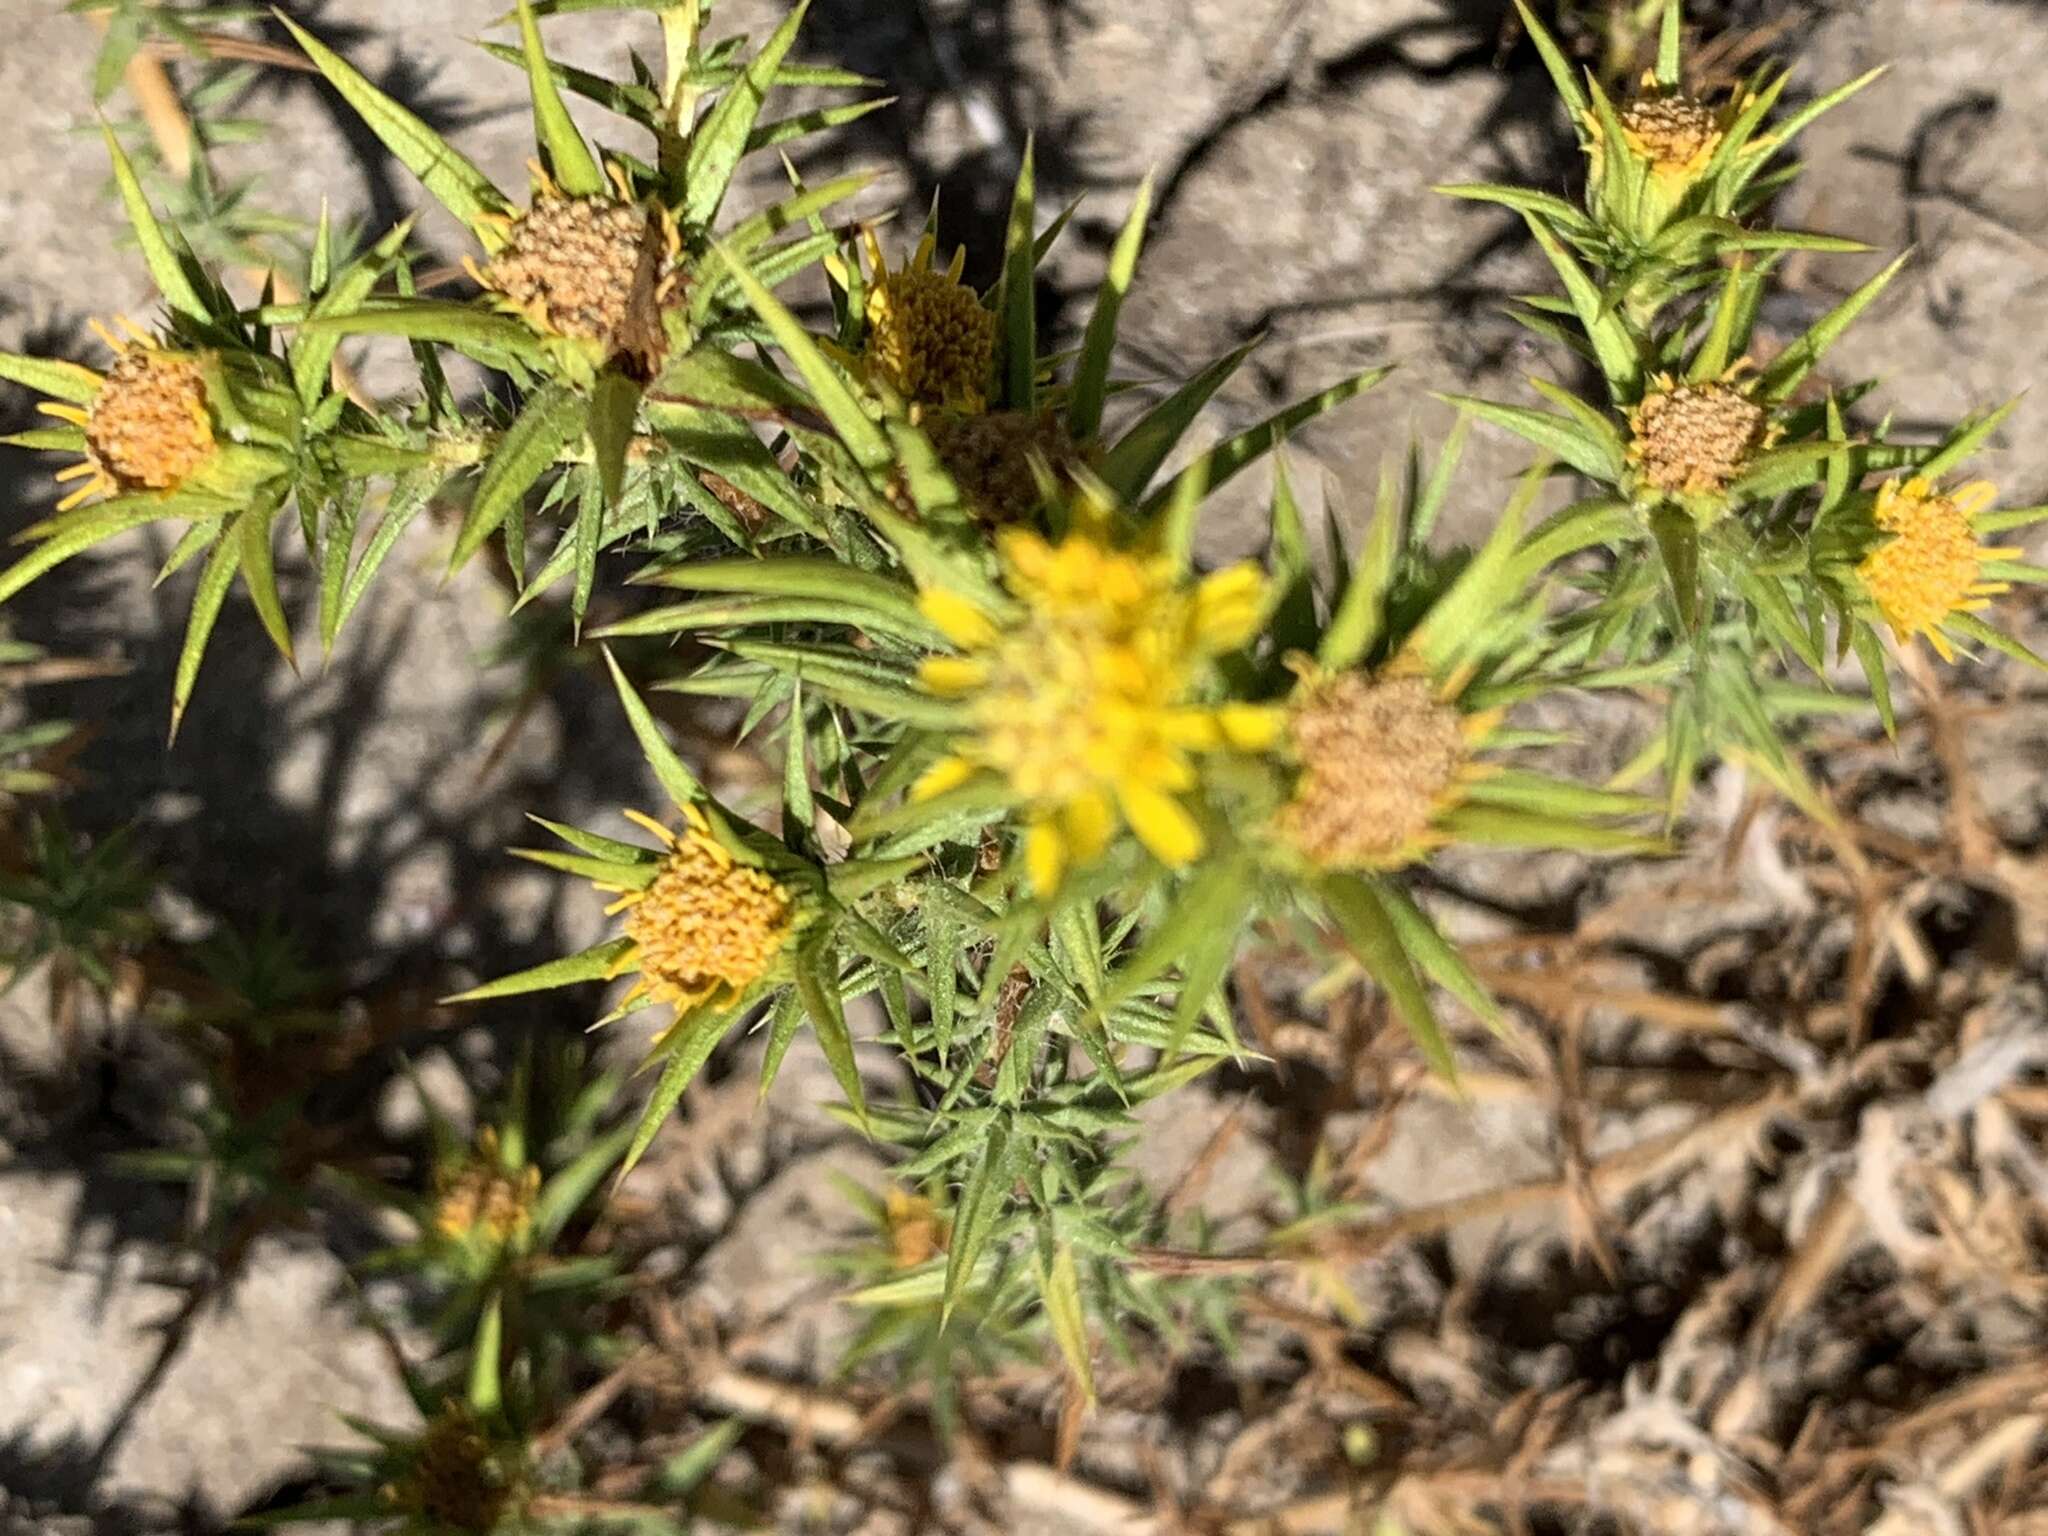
[795,936,866,1129]
[1373,879,1500,1030]
[1656,0,1681,85]
[683,0,811,228]
[334,475,434,643]
[1143,364,1392,518]
[942,1115,1013,1324]
[1434,803,1669,853]
[450,382,587,571]
[995,138,1037,412]
[1039,1240,1094,1403]
[1947,611,2048,673]
[0,498,219,606]
[1524,213,1638,394]
[1098,340,1257,504]
[1649,504,1700,631]
[278,12,507,239]
[1918,397,2020,483]
[236,498,294,665]
[1759,252,1911,403]
[620,1008,740,1182]
[1511,0,1589,123]
[1848,623,1896,737]
[1069,175,1151,441]
[1438,393,1620,481]
[293,218,415,409]
[0,352,103,406]
[518,0,606,195]
[1321,875,1457,1083]
[102,125,208,322]
[443,937,636,1003]
[603,647,704,809]
[588,370,642,509]
[1318,472,1404,670]
[169,524,245,739]
[717,242,891,470]
[467,1296,503,1414]
[531,1123,633,1244]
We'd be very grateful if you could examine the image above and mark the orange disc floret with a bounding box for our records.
[1275,671,1478,870]
[45,323,218,510]
[432,1131,540,1245]
[1858,476,2018,660]
[1618,92,1724,178]
[614,807,796,1011]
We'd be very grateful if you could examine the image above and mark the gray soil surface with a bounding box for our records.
[4,1,2048,1531]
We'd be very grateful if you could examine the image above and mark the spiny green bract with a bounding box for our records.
[1,0,2042,1443]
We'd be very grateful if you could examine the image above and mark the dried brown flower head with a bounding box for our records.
[387,1407,518,1534]
[1626,375,1769,500]
[472,166,679,362]
[923,408,1077,524]
[1276,672,1471,870]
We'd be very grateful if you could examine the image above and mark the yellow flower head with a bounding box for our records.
[1626,370,1771,503]
[1274,667,1494,871]
[432,1129,540,1246]
[42,319,216,512]
[385,1406,520,1535]
[1857,476,2019,661]
[861,229,997,414]
[608,806,796,1012]
[468,162,680,355]
[884,1187,949,1270]
[1583,77,1747,237]
[914,522,1281,894]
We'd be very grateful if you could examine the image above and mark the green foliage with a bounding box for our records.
[0,812,155,995]
[4,0,2044,1494]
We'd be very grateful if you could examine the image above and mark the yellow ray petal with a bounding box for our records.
[622,807,679,846]
[1118,783,1203,868]
[918,656,989,695]
[1157,709,1223,750]
[912,755,977,802]
[1060,791,1115,864]
[918,588,1000,649]
[1191,563,1267,650]
[1218,703,1285,751]
[1025,817,1066,897]
[1952,481,1997,516]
